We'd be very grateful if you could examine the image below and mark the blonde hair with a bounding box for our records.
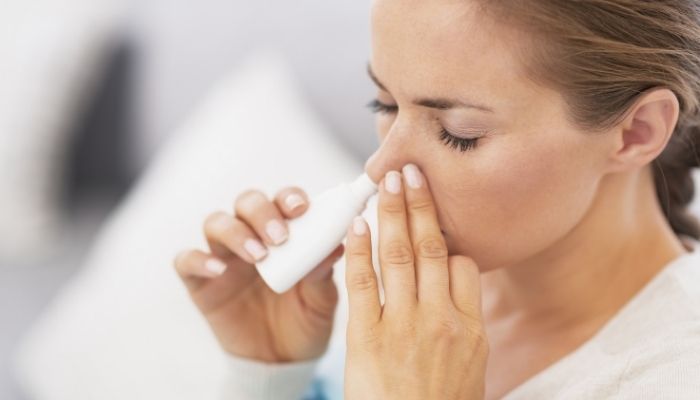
[479,0,700,239]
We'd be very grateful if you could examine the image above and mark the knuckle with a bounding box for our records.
[427,315,466,341]
[381,200,406,215]
[362,328,382,349]
[382,241,414,265]
[173,249,192,269]
[414,236,448,259]
[459,300,485,322]
[348,247,372,259]
[234,189,267,215]
[394,319,417,336]
[202,211,232,237]
[349,324,383,350]
[469,326,490,357]
[347,270,377,292]
[408,198,434,213]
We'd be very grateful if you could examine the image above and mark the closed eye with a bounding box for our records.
[366,98,482,153]
[366,98,398,114]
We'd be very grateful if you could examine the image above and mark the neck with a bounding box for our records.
[482,166,689,329]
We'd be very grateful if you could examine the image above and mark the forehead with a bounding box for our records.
[370,0,532,112]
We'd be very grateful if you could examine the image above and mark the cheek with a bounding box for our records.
[437,138,600,269]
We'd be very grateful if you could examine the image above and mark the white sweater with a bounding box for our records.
[221,240,700,399]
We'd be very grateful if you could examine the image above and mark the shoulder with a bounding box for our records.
[616,250,700,397]
[640,250,700,324]
[616,322,700,398]
[616,249,700,400]
[667,249,700,306]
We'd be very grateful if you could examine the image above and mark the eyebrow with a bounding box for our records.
[366,62,495,113]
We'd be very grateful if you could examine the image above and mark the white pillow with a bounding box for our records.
[0,0,125,263]
[12,49,366,400]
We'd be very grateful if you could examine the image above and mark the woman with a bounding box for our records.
[173,1,700,398]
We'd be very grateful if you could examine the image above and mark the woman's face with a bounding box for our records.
[365,0,614,271]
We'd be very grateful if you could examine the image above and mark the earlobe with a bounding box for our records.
[606,87,680,173]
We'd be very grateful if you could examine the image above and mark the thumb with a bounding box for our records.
[297,244,344,318]
[448,255,483,321]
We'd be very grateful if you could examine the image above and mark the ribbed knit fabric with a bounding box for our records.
[220,354,319,400]
[222,242,700,399]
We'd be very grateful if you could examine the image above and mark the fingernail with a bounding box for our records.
[402,163,422,189]
[285,193,305,211]
[205,258,227,275]
[244,238,268,261]
[353,216,367,235]
[385,171,401,194]
[266,219,288,245]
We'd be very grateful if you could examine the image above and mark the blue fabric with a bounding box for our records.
[301,377,330,400]
[300,375,345,399]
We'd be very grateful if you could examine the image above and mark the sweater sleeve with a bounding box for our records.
[220,353,321,400]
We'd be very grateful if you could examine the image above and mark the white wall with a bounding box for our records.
[124,0,377,175]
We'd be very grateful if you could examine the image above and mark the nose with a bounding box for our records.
[363,136,417,185]
[363,152,383,184]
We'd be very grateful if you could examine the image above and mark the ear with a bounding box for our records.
[604,87,680,174]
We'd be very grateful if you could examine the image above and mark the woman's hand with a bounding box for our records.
[173,186,344,363]
[344,164,489,400]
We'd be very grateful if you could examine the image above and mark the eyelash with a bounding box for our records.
[366,98,480,152]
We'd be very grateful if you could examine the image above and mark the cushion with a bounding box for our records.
[13,49,367,400]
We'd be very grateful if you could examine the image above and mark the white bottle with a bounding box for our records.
[255,172,378,293]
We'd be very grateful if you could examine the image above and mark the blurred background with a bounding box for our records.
[4,1,700,399]
[0,1,376,398]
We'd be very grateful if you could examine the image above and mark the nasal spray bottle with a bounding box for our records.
[255,172,378,293]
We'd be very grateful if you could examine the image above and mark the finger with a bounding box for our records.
[173,249,228,291]
[274,186,310,219]
[234,189,289,247]
[298,243,344,321]
[203,211,268,269]
[402,163,450,306]
[345,216,382,328]
[448,255,483,319]
[173,249,251,314]
[377,170,417,312]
